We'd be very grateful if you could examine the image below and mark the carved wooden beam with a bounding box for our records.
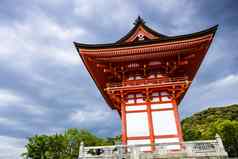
[183,53,196,60]
[103,67,122,80]
[96,63,108,69]
[169,55,189,74]
[169,62,177,74]
[178,60,189,66]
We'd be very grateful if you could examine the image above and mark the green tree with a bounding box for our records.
[22,135,49,159]
[22,129,116,159]
[207,120,238,157]
[182,104,238,157]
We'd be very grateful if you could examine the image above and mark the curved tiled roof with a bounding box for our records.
[74,16,218,49]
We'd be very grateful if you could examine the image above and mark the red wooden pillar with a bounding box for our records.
[172,99,183,142]
[146,99,155,150]
[121,102,127,145]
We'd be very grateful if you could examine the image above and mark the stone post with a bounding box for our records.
[78,141,84,159]
[215,133,228,157]
[215,134,225,150]
[130,146,140,159]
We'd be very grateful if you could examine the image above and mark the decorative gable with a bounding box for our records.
[125,25,158,42]
[116,16,168,43]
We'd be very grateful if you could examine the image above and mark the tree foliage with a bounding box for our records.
[22,129,115,159]
[182,104,238,157]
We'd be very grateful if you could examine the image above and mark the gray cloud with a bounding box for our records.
[0,0,237,158]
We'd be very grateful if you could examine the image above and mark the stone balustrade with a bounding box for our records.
[78,134,228,159]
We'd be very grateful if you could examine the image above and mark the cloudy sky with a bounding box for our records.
[0,0,238,158]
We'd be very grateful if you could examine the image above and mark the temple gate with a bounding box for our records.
[74,17,217,151]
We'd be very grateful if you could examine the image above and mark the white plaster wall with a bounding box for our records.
[136,98,144,103]
[152,97,160,102]
[127,139,150,145]
[155,138,180,150]
[136,93,143,97]
[160,91,169,96]
[148,74,155,79]
[155,138,179,143]
[127,139,151,151]
[135,76,142,80]
[152,92,159,96]
[152,110,177,135]
[126,112,149,137]
[127,99,134,104]
[128,94,134,98]
[126,105,147,111]
[161,96,171,101]
[151,103,173,109]
[128,76,134,80]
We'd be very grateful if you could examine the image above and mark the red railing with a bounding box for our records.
[107,76,189,88]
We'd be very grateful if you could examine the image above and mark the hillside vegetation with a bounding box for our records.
[22,104,238,158]
[182,104,238,157]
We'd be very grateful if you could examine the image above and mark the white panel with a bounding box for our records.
[152,111,177,136]
[149,61,161,66]
[128,94,134,98]
[127,99,135,104]
[126,112,149,137]
[136,94,142,97]
[135,76,142,80]
[155,138,180,150]
[136,98,144,103]
[148,74,155,79]
[128,76,134,80]
[126,105,147,111]
[152,92,159,96]
[127,140,151,151]
[161,96,171,101]
[152,97,160,102]
[157,74,163,78]
[151,103,173,109]
[127,139,150,145]
[155,138,179,143]
[160,91,169,96]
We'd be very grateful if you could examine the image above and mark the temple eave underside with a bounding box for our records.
[77,34,214,110]
[74,21,217,110]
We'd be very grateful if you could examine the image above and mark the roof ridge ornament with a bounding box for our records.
[133,16,145,25]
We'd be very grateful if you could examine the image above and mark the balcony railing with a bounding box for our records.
[106,76,190,90]
[78,134,228,159]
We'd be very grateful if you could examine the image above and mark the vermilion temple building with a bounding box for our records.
[74,17,218,151]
